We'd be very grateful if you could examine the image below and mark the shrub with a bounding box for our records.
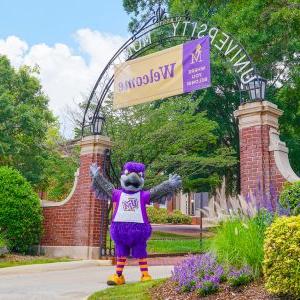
[279,181,300,215]
[147,207,169,223]
[210,216,267,277]
[147,206,192,224]
[263,216,300,298]
[0,166,43,253]
[167,209,192,224]
[172,253,223,296]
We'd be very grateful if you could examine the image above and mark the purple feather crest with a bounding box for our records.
[123,161,145,174]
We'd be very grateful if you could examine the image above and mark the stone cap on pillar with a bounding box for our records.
[233,100,283,130]
[80,135,112,155]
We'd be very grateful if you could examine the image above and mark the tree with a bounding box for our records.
[103,96,237,192]
[168,0,300,174]
[41,122,80,201]
[122,0,300,180]
[0,56,55,186]
[123,0,169,32]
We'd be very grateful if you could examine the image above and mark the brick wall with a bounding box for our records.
[239,124,285,202]
[41,135,112,258]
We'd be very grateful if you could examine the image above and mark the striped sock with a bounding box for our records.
[116,257,126,277]
[139,258,149,276]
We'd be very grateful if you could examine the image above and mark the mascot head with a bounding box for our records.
[120,162,145,192]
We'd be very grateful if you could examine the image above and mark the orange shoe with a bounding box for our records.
[141,274,152,282]
[107,274,125,286]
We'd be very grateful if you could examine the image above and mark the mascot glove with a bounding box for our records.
[168,174,182,189]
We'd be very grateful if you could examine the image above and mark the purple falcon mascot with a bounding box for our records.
[90,161,181,285]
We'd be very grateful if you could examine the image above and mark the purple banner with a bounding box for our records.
[182,36,211,93]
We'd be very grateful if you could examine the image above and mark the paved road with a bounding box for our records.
[0,260,173,300]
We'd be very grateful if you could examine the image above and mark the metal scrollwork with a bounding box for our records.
[153,6,167,23]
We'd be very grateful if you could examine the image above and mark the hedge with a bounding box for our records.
[147,206,192,224]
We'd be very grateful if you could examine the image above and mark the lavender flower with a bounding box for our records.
[171,253,224,294]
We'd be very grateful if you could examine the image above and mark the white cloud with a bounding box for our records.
[0,29,126,138]
[0,36,28,66]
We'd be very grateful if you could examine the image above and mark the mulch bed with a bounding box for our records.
[150,278,282,300]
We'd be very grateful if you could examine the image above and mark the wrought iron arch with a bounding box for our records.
[81,7,260,136]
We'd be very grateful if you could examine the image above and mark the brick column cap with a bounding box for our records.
[233,100,283,130]
[80,135,112,155]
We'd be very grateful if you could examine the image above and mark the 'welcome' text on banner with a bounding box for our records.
[113,36,211,109]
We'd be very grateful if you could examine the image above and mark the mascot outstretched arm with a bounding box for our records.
[90,161,182,286]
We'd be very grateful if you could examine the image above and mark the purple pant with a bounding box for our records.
[110,222,152,258]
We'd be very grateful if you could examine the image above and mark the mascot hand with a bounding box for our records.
[90,163,100,177]
[168,174,182,190]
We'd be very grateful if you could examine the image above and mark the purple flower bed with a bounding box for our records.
[172,253,253,296]
[171,253,224,296]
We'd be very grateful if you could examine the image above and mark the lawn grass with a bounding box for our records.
[0,255,73,268]
[106,231,209,254]
[150,231,199,240]
[88,278,166,300]
[148,238,209,254]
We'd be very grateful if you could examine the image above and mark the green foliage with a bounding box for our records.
[103,97,237,192]
[196,281,218,297]
[88,278,166,300]
[169,0,300,176]
[228,273,252,288]
[263,216,300,298]
[147,239,205,254]
[123,0,168,32]
[42,123,80,200]
[210,216,267,277]
[0,166,43,253]
[0,233,5,248]
[122,0,300,191]
[279,181,300,215]
[147,206,192,224]
[0,56,55,186]
[0,256,72,268]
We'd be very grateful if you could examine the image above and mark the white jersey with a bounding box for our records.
[113,192,144,223]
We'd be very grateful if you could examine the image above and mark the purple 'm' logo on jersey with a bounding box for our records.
[123,197,139,211]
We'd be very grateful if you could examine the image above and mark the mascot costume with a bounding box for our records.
[90,161,181,285]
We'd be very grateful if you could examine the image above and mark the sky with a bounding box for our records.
[0,0,130,137]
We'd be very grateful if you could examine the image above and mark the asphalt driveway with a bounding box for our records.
[0,260,173,300]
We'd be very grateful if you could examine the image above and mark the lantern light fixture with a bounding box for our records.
[246,75,267,101]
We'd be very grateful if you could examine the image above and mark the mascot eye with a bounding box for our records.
[124,170,129,175]
[139,172,143,177]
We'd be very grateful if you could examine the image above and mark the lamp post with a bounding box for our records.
[245,75,267,101]
[90,114,105,135]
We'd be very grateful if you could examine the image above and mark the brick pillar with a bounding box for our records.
[234,101,299,203]
[41,135,112,259]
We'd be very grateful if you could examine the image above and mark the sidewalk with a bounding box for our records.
[0,260,173,300]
